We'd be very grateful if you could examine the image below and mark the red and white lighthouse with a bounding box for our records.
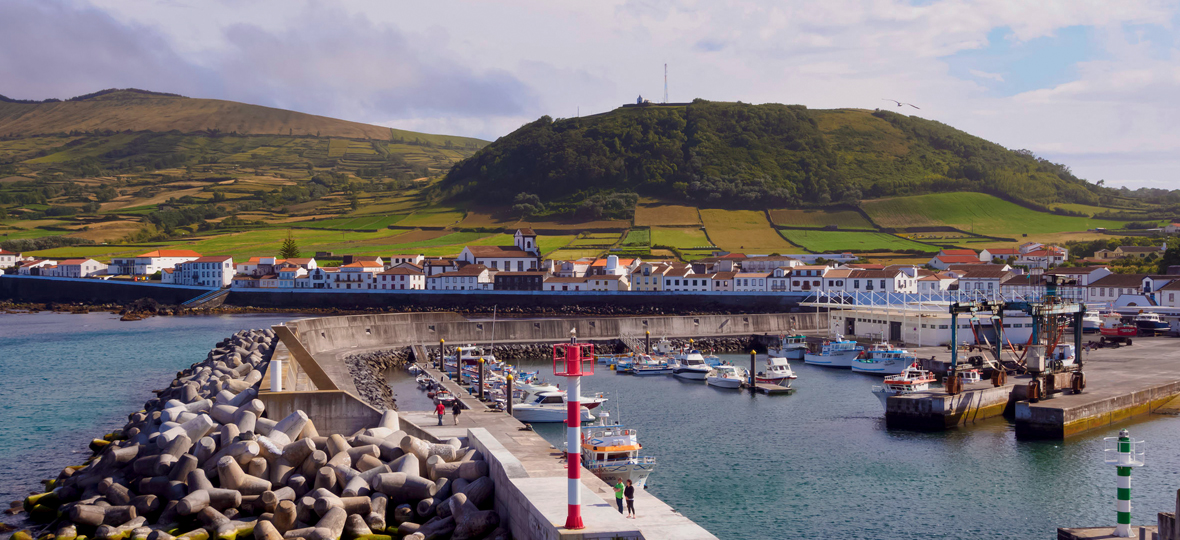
[553,328,594,530]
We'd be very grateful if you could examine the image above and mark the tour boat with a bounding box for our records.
[581,422,656,490]
[755,356,797,385]
[511,391,597,423]
[803,336,863,368]
[706,365,747,389]
[631,355,673,376]
[768,334,809,360]
[1100,313,1138,338]
[670,354,711,380]
[851,346,918,375]
[870,365,936,408]
[1133,312,1170,335]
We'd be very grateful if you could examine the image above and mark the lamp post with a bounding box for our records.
[553,328,594,530]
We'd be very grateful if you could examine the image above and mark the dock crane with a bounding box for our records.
[945,276,1086,398]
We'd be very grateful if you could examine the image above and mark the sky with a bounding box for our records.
[1,0,1178,189]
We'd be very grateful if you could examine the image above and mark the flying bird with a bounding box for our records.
[883,99,920,109]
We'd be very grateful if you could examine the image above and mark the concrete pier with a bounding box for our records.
[264,311,723,539]
[886,339,1180,439]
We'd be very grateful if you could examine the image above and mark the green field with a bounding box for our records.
[699,210,799,253]
[769,208,874,229]
[651,227,712,249]
[779,229,939,253]
[622,229,650,247]
[861,193,1128,236]
[293,214,407,230]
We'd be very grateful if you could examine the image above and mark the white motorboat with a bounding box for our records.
[956,369,982,384]
[1028,343,1077,370]
[581,423,656,489]
[652,338,676,355]
[870,365,936,409]
[670,353,711,380]
[803,336,862,368]
[768,334,809,360]
[512,391,597,423]
[515,380,560,395]
[706,365,747,389]
[755,356,797,385]
[631,355,673,376]
[851,345,917,375]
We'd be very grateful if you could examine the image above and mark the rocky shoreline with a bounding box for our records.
[8,328,505,540]
[344,349,412,410]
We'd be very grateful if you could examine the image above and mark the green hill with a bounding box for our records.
[0,89,485,147]
[438,99,1112,211]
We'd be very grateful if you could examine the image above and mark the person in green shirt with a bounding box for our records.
[613,479,625,513]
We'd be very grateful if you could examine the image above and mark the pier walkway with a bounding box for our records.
[409,362,718,540]
[887,339,1180,438]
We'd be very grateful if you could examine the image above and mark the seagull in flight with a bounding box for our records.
[883,99,919,109]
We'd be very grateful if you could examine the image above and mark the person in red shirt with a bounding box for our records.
[436,401,446,425]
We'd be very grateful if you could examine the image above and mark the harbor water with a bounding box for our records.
[4,313,1180,539]
[396,354,1180,540]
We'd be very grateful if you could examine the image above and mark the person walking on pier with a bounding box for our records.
[451,401,462,425]
[625,479,636,518]
[435,401,446,426]
[614,479,625,513]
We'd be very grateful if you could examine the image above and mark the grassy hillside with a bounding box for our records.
[0,89,484,146]
[437,100,1145,215]
[860,192,1125,236]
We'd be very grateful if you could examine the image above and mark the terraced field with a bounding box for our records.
[769,208,874,229]
[778,230,939,253]
[651,227,712,249]
[861,193,1129,236]
[699,210,800,254]
[633,202,701,227]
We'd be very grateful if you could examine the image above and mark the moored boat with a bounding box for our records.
[768,334,809,360]
[631,355,673,376]
[851,345,917,375]
[804,336,862,368]
[512,391,597,423]
[1100,313,1138,338]
[670,353,711,380]
[870,365,936,408]
[581,422,656,489]
[755,356,797,384]
[706,365,747,389]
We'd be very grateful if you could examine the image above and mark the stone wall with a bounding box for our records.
[343,348,411,409]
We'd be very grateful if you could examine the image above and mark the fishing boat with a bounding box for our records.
[1030,343,1077,369]
[870,365,936,408]
[768,334,809,360]
[706,365,747,389]
[511,391,597,423]
[755,356,797,384]
[652,338,676,355]
[632,355,673,376]
[851,345,918,375]
[581,421,656,489]
[955,369,982,384]
[1100,313,1138,338]
[1133,311,1171,335]
[803,336,863,368]
[670,353,711,380]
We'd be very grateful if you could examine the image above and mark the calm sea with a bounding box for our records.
[5,315,1180,539]
[0,312,301,520]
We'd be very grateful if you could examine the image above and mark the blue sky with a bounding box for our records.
[1,0,1178,189]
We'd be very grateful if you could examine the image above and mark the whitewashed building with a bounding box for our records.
[0,249,22,269]
[111,250,201,277]
[376,267,425,290]
[544,276,589,291]
[333,261,383,290]
[734,272,770,292]
[51,258,108,278]
[458,229,540,272]
[174,256,234,287]
[17,259,57,275]
[426,264,492,290]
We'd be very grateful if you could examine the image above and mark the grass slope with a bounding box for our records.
[861,192,1127,236]
[779,230,938,253]
[699,209,799,253]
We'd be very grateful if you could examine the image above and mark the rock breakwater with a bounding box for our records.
[12,328,503,540]
[344,349,411,410]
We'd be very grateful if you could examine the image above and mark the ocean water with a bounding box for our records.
[506,355,1180,540]
[6,315,1180,539]
[0,312,300,518]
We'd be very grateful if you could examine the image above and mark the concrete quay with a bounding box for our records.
[266,311,722,539]
[886,339,1180,439]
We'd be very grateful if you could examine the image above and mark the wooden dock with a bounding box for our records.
[750,382,795,395]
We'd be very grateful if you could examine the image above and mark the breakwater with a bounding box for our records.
[10,327,505,540]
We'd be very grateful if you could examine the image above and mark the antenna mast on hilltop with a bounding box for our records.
[663,63,669,103]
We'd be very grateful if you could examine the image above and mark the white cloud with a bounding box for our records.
[969,69,1004,82]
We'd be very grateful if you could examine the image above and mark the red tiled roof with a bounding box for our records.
[380,267,424,275]
[341,261,383,268]
[590,258,635,267]
[137,249,201,258]
[0,249,16,255]
[516,228,537,236]
[57,259,91,265]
